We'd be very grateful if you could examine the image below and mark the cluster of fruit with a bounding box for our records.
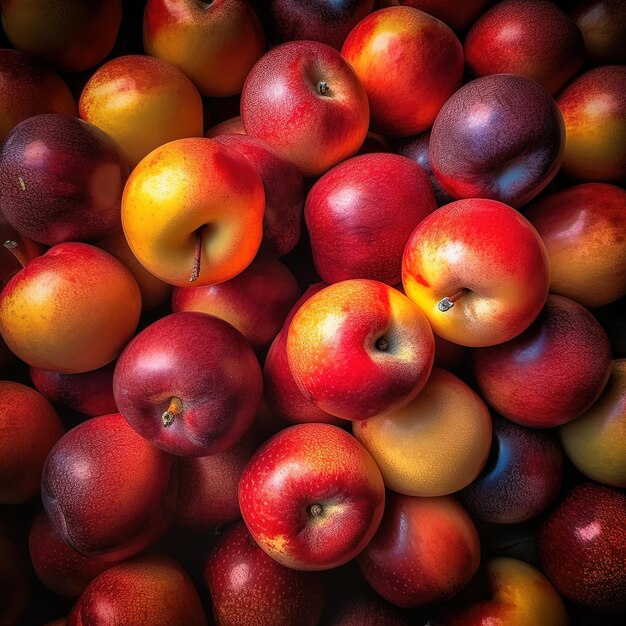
[0,0,625,625]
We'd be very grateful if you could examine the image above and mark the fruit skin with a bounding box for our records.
[0,113,128,246]
[0,0,122,73]
[204,521,325,626]
[572,0,626,65]
[353,368,492,497]
[341,6,463,137]
[457,414,563,524]
[402,198,549,348]
[472,294,613,428]
[66,554,207,626]
[241,40,369,177]
[206,115,245,138]
[121,137,265,287]
[114,311,263,457]
[559,359,626,487]
[287,279,434,421]
[0,242,142,374]
[524,183,626,309]
[79,54,204,168]
[357,491,481,608]
[143,0,265,97]
[464,0,585,95]
[0,48,77,142]
[305,153,436,285]
[430,74,565,208]
[537,482,626,614]
[0,381,64,504]
[397,0,490,31]
[325,592,410,626]
[442,557,569,626]
[238,423,385,571]
[557,65,626,182]
[41,413,177,562]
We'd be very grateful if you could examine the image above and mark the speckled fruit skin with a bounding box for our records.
[430,74,564,208]
[443,557,569,626]
[353,368,492,497]
[572,0,626,64]
[525,183,626,309]
[398,0,490,30]
[172,256,300,352]
[457,414,563,524]
[0,113,128,246]
[287,279,434,421]
[238,423,385,570]
[472,295,613,429]
[0,381,64,504]
[326,592,410,626]
[28,511,121,598]
[204,521,325,626]
[212,133,304,258]
[537,483,626,614]
[0,243,142,374]
[79,55,204,168]
[143,0,265,97]
[0,49,76,142]
[357,491,480,608]
[268,0,374,49]
[464,0,584,95]
[241,40,369,177]
[41,413,177,562]
[557,65,626,182]
[559,359,626,487]
[174,428,259,530]
[0,0,121,73]
[402,198,549,348]
[30,362,117,418]
[67,555,207,626]
[305,153,436,285]
[341,6,463,137]
[121,137,264,287]
[113,311,263,457]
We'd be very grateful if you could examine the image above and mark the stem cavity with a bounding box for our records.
[375,336,389,351]
[162,396,183,427]
[308,503,323,518]
[189,227,204,283]
[317,81,329,96]
[437,288,470,313]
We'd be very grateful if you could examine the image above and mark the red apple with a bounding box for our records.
[241,40,369,177]
[239,423,385,570]
[397,0,490,31]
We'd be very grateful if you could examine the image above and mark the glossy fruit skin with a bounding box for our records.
[79,54,204,168]
[143,0,265,97]
[0,243,142,374]
[464,0,585,94]
[66,555,207,626]
[0,113,128,246]
[0,48,77,142]
[239,423,386,571]
[398,0,490,30]
[353,368,492,497]
[121,137,265,287]
[457,414,563,524]
[113,311,263,457]
[204,521,325,626]
[557,65,626,182]
[560,359,626,487]
[41,413,177,562]
[0,381,64,504]
[325,592,410,626]
[305,153,436,285]
[537,483,626,614]
[525,183,626,309]
[402,198,550,347]
[241,40,370,177]
[430,74,565,208]
[472,295,613,428]
[342,6,464,137]
[287,279,434,421]
[572,0,626,64]
[357,491,481,608]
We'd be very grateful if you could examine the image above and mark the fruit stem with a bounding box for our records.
[317,81,329,96]
[189,227,204,283]
[437,288,469,312]
[375,337,389,351]
[308,503,323,518]
[3,240,28,268]
[162,397,183,427]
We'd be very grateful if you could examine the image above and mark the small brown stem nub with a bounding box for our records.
[308,503,323,518]
[438,288,469,313]
[162,396,183,427]
[189,227,204,282]
[3,240,28,268]
[317,81,329,96]
[375,337,389,351]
